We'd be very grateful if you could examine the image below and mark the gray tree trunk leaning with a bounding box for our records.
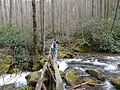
[111,0,120,32]
[32,0,37,55]
[40,0,45,53]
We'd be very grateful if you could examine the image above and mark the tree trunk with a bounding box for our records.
[60,0,63,38]
[111,0,120,31]
[92,0,94,17]
[51,0,55,36]
[4,0,8,22]
[104,0,109,31]
[40,0,45,53]
[20,0,24,30]
[0,0,3,24]
[9,0,13,25]
[100,0,102,18]
[32,0,37,55]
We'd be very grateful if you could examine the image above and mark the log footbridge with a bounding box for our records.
[35,42,64,90]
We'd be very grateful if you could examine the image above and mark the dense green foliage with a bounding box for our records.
[0,24,31,64]
[74,18,120,53]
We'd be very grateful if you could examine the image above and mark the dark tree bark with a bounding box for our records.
[100,0,102,18]
[92,0,94,17]
[111,0,120,31]
[32,0,37,55]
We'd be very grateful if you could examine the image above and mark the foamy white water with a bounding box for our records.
[0,72,30,87]
[65,59,82,62]
[103,80,115,90]
[104,65,117,71]
[58,60,68,72]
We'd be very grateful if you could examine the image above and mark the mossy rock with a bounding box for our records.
[81,77,97,85]
[57,51,66,59]
[0,53,13,74]
[117,64,120,68]
[65,69,79,85]
[111,77,120,89]
[86,69,107,81]
[25,71,41,86]
[58,47,64,51]
[0,54,13,64]
[0,63,10,74]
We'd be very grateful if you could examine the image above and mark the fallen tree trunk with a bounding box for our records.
[35,62,48,90]
[53,57,64,90]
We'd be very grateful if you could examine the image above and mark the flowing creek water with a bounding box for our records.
[63,55,120,90]
[0,55,120,90]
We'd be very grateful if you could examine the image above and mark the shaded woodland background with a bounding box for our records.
[0,0,120,64]
[0,0,118,39]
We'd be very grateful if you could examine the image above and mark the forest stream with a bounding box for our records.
[63,55,120,90]
[0,55,120,90]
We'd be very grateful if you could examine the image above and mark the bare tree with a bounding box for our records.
[32,0,37,55]
[0,0,3,24]
[111,0,120,31]
[40,0,45,53]
[20,0,24,30]
[92,0,94,17]
[100,0,102,18]
[9,0,13,25]
[4,0,8,22]
[51,0,55,35]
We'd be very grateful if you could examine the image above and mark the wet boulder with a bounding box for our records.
[65,69,79,85]
[111,77,120,89]
[117,64,120,68]
[86,69,107,81]
[25,71,41,86]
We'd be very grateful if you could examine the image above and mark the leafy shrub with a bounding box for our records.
[0,24,32,64]
[74,18,120,53]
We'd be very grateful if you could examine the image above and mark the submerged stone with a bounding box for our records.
[86,69,107,81]
[111,77,120,89]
